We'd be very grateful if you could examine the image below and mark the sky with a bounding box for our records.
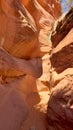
[61,0,73,13]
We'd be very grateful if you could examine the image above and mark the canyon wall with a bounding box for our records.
[0,0,63,130]
[47,7,73,130]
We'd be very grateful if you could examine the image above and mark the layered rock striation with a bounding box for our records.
[0,0,62,130]
[47,7,73,130]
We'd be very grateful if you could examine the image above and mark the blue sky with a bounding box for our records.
[61,0,73,13]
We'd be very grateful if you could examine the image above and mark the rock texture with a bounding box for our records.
[0,0,41,59]
[0,0,62,130]
[0,82,28,130]
[47,75,73,130]
[47,7,73,130]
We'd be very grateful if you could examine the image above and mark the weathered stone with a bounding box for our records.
[51,7,73,47]
[0,0,62,130]
[0,78,28,130]
[47,7,73,130]
[50,36,73,73]
[47,75,73,130]
[0,0,41,59]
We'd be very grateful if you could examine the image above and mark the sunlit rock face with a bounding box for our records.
[0,0,61,83]
[47,7,73,130]
[22,0,61,18]
[0,0,62,130]
[22,0,61,31]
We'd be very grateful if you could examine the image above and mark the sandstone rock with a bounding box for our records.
[50,7,73,87]
[50,29,73,74]
[0,47,42,78]
[0,0,62,130]
[47,7,73,130]
[0,0,41,59]
[0,78,28,130]
[51,7,73,47]
[23,0,61,20]
[47,75,73,130]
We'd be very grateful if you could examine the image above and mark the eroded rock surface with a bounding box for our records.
[0,0,62,130]
[47,75,73,130]
[47,7,73,130]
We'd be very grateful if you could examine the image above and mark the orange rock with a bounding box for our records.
[47,75,73,130]
[0,1,62,130]
[47,7,73,130]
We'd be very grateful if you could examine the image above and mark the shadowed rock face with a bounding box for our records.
[50,42,73,73]
[51,7,73,47]
[0,0,41,59]
[47,75,73,130]
[47,7,73,130]
[0,78,28,130]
